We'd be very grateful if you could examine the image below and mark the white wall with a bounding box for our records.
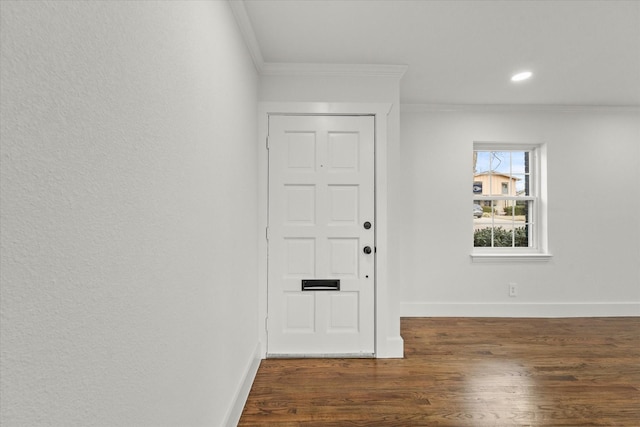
[399,107,640,317]
[0,1,258,426]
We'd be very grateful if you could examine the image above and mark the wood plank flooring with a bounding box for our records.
[239,317,640,426]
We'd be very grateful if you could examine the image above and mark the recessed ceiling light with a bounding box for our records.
[511,71,533,82]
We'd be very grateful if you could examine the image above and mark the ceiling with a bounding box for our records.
[241,0,640,106]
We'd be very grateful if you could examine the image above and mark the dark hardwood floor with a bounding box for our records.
[239,317,640,426]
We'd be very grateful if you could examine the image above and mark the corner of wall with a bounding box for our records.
[223,343,262,427]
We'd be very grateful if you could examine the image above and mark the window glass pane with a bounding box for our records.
[494,227,515,247]
[474,150,531,197]
[473,199,532,247]
[512,174,528,196]
[491,151,511,174]
[514,225,530,247]
[474,151,491,173]
[503,199,530,218]
[511,151,527,174]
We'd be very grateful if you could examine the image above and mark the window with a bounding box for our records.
[472,142,550,261]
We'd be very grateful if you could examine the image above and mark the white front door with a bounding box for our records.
[267,115,375,357]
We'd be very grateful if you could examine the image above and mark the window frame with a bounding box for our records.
[471,142,552,262]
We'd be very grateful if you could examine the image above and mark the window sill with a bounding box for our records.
[470,253,553,263]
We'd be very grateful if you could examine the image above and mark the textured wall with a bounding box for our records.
[0,1,258,425]
[399,109,640,316]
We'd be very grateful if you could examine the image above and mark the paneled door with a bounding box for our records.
[267,115,375,357]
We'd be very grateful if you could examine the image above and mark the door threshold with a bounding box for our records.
[267,353,375,359]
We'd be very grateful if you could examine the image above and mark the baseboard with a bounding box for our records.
[224,342,262,427]
[379,336,404,358]
[400,302,640,318]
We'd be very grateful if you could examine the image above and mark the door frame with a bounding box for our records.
[258,102,394,358]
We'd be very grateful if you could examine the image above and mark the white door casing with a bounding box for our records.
[267,115,375,356]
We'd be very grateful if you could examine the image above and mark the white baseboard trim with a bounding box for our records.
[400,302,640,318]
[224,342,262,427]
[377,336,404,358]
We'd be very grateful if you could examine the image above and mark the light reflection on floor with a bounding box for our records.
[463,358,538,424]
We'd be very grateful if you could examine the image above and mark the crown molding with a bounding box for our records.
[401,103,640,113]
[228,0,265,72]
[229,0,407,79]
[261,62,408,79]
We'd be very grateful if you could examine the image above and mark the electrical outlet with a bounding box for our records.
[509,283,518,297]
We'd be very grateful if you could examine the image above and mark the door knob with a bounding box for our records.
[363,246,372,254]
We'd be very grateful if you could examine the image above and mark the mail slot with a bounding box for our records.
[301,279,340,291]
